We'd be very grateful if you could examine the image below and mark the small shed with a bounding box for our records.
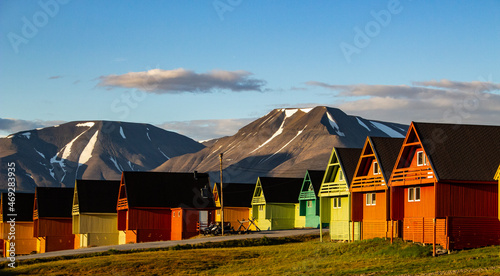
[350,137,404,240]
[33,187,75,253]
[72,179,120,248]
[0,193,37,257]
[390,122,500,250]
[319,147,362,241]
[298,170,326,228]
[251,176,303,230]
[117,171,215,244]
[213,182,254,230]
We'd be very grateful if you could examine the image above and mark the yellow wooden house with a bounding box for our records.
[72,180,120,248]
[213,183,254,231]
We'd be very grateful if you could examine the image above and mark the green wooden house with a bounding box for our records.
[251,176,303,230]
[319,147,362,241]
[298,170,326,228]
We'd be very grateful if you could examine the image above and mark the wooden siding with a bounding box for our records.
[330,221,360,241]
[34,218,72,237]
[126,208,171,230]
[362,191,388,221]
[448,217,500,249]
[76,233,119,248]
[294,203,305,228]
[216,207,250,230]
[404,185,435,218]
[436,182,498,218]
[1,222,37,257]
[257,204,295,230]
[304,199,320,228]
[362,220,397,240]
[391,146,435,187]
[37,235,74,253]
[73,214,118,234]
[402,218,446,246]
[117,210,127,231]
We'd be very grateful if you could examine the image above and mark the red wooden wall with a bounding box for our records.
[436,182,498,218]
[126,208,171,230]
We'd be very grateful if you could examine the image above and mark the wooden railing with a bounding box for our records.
[390,167,434,186]
[117,198,128,210]
[252,196,265,205]
[299,191,316,200]
[72,205,79,215]
[319,182,348,196]
[33,209,38,219]
[351,175,385,190]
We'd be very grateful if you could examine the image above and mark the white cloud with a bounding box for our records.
[307,79,500,125]
[98,68,266,94]
[0,118,65,137]
[158,118,256,141]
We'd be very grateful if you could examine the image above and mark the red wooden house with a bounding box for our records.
[33,187,75,253]
[390,122,500,250]
[350,137,404,240]
[117,171,215,244]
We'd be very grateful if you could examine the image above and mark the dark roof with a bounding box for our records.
[122,171,215,208]
[1,193,34,222]
[35,187,74,218]
[369,137,405,182]
[258,177,303,203]
[304,170,326,193]
[413,122,500,182]
[214,183,254,208]
[75,180,120,213]
[335,147,363,186]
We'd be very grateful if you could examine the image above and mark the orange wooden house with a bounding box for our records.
[0,193,37,257]
[350,137,404,240]
[33,187,75,253]
[213,183,254,230]
[117,171,215,244]
[390,122,500,250]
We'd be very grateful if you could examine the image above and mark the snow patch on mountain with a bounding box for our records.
[119,126,126,139]
[370,121,405,138]
[21,132,31,139]
[250,118,286,154]
[128,161,135,170]
[109,156,123,171]
[356,117,371,131]
[158,147,170,160]
[262,126,307,162]
[34,148,45,158]
[76,122,95,127]
[79,130,99,165]
[326,112,345,136]
[61,128,92,159]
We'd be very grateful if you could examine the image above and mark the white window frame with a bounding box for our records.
[258,205,264,211]
[338,170,344,181]
[373,162,380,175]
[416,151,427,166]
[307,200,313,208]
[408,187,421,202]
[333,197,342,209]
[366,193,376,206]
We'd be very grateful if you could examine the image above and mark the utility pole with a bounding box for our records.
[219,153,224,236]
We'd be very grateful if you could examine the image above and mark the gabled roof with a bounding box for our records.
[214,183,254,208]
[257,177,303,203]
[413,122,500,182]
[369,137,405,182]
[303,170,326,194]
[35,187,74,218]
[1,193,34,222]
[335,147,362,186]
[122,171,215,208]
[74,180,120,213]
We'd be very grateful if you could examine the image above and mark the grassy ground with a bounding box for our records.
[0,236,499,275]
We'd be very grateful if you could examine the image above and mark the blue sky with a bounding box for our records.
[1,0,499,140]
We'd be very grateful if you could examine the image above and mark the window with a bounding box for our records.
[408,187,421,202]
[373,162,380,175]
[338,171,344,181]
[201,188,208,198]
[307,201,313,208]
[417,151,427,166]
[308,184,314,191]
[258,205,264,211]
[173,212,176,218]
[333,198,342,209]
[178,211,181,217]
[366,193,376,206]
[216,210,220,215]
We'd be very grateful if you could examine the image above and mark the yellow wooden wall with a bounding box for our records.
[76,233,119,248]
[294,203,305,228]
[1,222,37,257]
[215,207,250,230]
[74,214,118,234]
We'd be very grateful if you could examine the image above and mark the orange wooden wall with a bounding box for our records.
[404,185,435,218]
[362,191,387,221]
